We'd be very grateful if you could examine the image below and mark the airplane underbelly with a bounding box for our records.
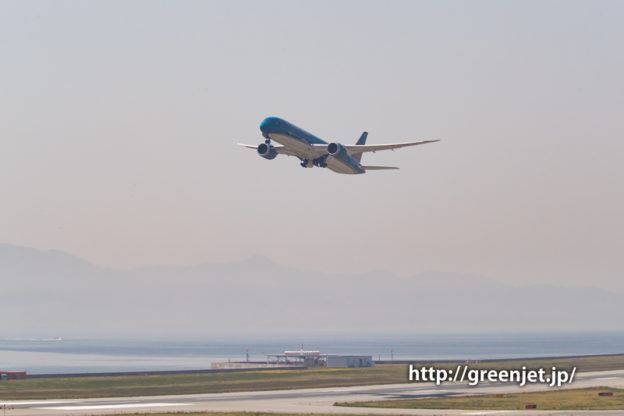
[326,156,360,174]
[270,133,320,159]
[268,133,362,174]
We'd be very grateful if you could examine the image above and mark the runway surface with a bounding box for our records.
[3,369,624,416]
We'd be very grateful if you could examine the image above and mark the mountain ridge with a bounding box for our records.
[1,243,622,337]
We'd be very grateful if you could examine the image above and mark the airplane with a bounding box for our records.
[238,117,439,174]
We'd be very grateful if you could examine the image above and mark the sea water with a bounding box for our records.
[1,332,622,374]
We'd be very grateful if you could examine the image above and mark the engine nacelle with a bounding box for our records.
[257,143,278,160]
[327,142,347,157]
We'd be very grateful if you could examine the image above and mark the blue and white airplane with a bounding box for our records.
[239,117,439,174]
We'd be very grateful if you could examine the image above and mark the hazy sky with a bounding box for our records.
[2,1,623,291]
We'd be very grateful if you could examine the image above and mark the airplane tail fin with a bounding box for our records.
[356,131,368,145]
[353,132,368,162]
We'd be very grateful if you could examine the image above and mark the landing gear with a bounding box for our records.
[313,155,328,168]
[299,156,327,168]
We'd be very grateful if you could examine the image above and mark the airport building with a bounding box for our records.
[325,355,374,368]
[267,350,374,368]
[212,349,374,369]
[0,371,27,380]
[267,350,323,366]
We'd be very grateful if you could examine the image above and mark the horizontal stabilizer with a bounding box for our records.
[362,165,399,170]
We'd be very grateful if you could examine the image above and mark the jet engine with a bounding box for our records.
[327,142,347,157]
[257,143,278,160]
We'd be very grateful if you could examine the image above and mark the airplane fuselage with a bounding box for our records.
[260,117,365,174]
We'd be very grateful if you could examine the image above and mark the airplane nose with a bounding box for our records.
[260,119,271,133]
[260,117,280,139]
[260,117,281,134]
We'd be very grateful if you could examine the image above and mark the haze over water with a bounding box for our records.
[2,332,623,374]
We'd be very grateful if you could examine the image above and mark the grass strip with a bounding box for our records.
[337,387,624,410]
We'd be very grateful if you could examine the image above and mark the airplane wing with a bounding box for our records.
[345,139,440,154]
[237,143,298,157]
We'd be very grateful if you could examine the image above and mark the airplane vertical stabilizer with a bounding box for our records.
[353,131,368,162]
[356,131,368,145]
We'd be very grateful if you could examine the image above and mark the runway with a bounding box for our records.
[3,369,624,416]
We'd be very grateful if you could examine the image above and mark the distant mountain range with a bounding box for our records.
[1,243,623,337]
